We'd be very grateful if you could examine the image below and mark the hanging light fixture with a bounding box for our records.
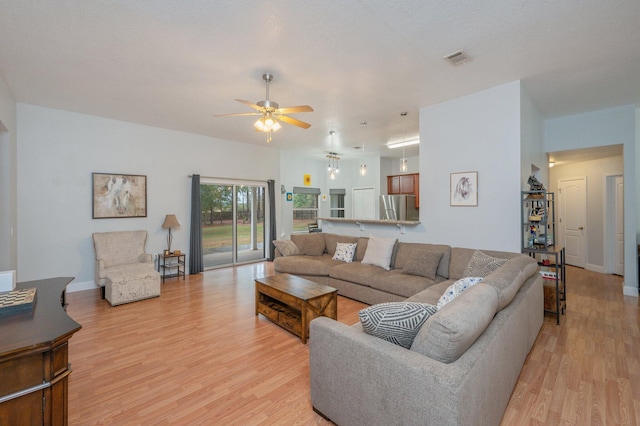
[400,112,408,173]
[327,130,340,179]
[360,122,367,176]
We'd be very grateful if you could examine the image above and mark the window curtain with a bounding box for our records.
[189,174,203,274]
[267,179,277,261]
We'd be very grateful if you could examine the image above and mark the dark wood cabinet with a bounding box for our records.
[387,173,419,208]
[0,277,81,425]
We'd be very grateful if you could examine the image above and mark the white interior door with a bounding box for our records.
[352,187,376,219]
[559,177,587,268]
[614,176,624,275]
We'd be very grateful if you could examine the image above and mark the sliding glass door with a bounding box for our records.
[201,182,266,268]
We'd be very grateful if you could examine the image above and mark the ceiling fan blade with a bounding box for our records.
[277,105,314,114]
[213,112,262,117]
[278,115,312,129]
[235,99,264,111]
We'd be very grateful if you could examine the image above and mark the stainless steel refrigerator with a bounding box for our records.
[379,195,418,221]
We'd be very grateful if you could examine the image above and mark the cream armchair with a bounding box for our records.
[92,230,155,299]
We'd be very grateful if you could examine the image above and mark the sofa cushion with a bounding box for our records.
[481,255,538,310]
[449,247,521,280]
[392,243,451,279]
[436,276,483,309]
[410,283,499,363]
[359,302,439,348]
[405,281,452,305]
[291,233,326,256]
[272,239,299,257]
[355,237,369,261]
[368,270,442,299]
[361,235,397,271]
[329,262,382,287]
[332,242,357,263]
[464,250,508,277]
[324,234,359,256]
[402,251,443,280]
[273,254,337,276]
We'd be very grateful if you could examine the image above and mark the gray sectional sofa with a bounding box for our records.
[273,232,543,426]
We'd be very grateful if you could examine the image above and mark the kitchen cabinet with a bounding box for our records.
[387,173,419,207]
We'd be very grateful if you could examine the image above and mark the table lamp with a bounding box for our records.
[161,214,180,253]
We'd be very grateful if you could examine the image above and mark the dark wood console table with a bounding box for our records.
[0,277,81,425]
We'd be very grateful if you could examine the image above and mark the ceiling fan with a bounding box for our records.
[214,73,313,142]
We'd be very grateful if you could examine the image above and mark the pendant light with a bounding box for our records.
[327,130,340,179]
[359,122,367,176]
[400,112,408,173]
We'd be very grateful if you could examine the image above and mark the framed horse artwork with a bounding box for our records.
[450,171,478,207]
[92,173,147,218]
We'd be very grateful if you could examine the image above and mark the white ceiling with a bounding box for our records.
[0,1,639,161]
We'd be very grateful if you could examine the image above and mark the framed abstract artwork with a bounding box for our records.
[92,173,147,218]
[450,171,478,207]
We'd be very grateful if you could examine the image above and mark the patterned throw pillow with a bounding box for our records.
[402,251,444,280]
[332,242,357,263]
[463,250,508,277]
[436,277,484,309]
[359,302,438,348]
[272,240,299,257]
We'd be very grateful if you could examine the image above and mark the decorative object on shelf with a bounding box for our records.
[450,171,478,207]
[327,130,340,179]
[161,214,181,253]
[0,270,16,292]
[92,173,147,218]
[0,287,36,317]
[527,175,545,193]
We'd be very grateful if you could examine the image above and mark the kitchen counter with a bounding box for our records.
[317,217,420,234]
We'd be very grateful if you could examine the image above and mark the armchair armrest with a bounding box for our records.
[96,258,107,270]
[138,253,153,263]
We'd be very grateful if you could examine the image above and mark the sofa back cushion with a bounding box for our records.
[448,247,522,281]
[392,243,451,279]
[355,237,369,261]
[324,233,359,256]
[93,230,148,268]
[410,283,499,363]
[481,255,538,310]
[291,233,326,256]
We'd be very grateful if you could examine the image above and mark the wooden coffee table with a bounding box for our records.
[255,274,337,344]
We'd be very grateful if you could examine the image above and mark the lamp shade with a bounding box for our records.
[162,214,180,229]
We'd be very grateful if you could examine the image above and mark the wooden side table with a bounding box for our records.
[158,252,186,281]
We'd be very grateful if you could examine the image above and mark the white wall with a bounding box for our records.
[549,155,624,270]
[420,81,523,251]
[520,89,547,188]
[545,105,637,295]
[0,74,17,271]
[17,104,281,291]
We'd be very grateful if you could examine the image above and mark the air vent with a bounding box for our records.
[444,49,472,66]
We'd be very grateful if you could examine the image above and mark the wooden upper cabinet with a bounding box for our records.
[387,173,419,208]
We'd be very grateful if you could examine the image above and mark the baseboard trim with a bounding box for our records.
[623,284,639,297]
[67,280,99,293]
[585,263,604,273]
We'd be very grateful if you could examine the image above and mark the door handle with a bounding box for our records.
[578,226,584,230]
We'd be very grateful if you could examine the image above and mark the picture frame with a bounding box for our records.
[92,173,147,218]
[450,171,478,207]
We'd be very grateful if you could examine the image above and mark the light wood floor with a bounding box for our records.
[65,263,639,425]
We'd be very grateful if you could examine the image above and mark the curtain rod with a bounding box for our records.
[187,175,270,184]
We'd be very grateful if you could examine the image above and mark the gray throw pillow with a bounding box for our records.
[361,235,397,270]
[402,251,444,280]
[359,302,438,348]
[272,240,299,257]
[463,250,507,277]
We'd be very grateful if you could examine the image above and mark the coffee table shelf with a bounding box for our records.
[255,274,337,344]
